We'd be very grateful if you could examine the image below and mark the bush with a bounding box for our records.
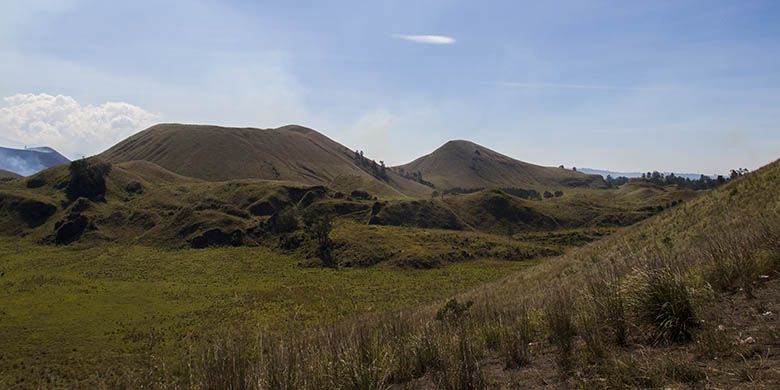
[125,181,143,194]
[66,158,112,201]
[435,299,473,323]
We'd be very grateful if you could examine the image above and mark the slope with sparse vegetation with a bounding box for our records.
[99,123,432,197]
[101,158,780,389]
[0,124,765,388]
[395,140,606,190]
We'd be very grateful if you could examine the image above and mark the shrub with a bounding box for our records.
[66,158,112,201]
[625,267,696,343]
[435,299,473,323]
[125,181,143,194]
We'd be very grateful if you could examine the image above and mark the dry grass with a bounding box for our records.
[109,160,780,389]
[4,156,779,388]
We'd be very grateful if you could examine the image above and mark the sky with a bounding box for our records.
[1,0,779,175]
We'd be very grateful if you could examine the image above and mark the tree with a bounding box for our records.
[66,158,112,201]
[554,190,564,197]
[572,167,577,172]
[543,191,553,199]
[267,208,298,234]
[304,214,335,267]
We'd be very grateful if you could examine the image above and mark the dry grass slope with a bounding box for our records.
[0,169,21,179]
[118,158,780,388]
[396,140,605,190]
[99,123,431,197]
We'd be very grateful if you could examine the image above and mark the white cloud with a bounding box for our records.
[392,34,456,45]
[0,93,160,158]
[490,82,668,91]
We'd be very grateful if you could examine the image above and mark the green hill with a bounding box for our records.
[0,157,697,252]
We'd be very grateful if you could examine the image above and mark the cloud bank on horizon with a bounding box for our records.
[0,93,159,159]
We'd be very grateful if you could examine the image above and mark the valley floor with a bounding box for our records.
[0,237,535,388]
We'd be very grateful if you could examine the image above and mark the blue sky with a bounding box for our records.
[1,0,779,174]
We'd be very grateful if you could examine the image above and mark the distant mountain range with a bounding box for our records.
[0,146,70,176]
[579,168,714,180]
[98,124,608,196]
[1,124,715,187]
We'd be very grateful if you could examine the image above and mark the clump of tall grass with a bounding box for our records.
[584,263,628,347]
[696,212,780,296]
[199,333,257,390]
[499,303,533,369]
[544,285,577,372]
[624,266,696,343]
[385,316,439,383]
[332,326,391,389]
[433,330,486,390]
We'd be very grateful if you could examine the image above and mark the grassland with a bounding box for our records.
[92,159,779,389]
[0,234,538,388]
[1,149,754,388]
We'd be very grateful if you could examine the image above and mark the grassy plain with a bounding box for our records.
[0,234,535,387]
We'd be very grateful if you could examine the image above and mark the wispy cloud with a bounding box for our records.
[392,34,456,45]
[490,82,668,91]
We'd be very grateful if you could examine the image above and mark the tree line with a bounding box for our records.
[605,168,749,190]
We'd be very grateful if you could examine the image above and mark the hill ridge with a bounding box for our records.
[99,123,432,197]
[396,139,605,190]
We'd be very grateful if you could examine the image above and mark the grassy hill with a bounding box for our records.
[108,158,778,388]
[395,140,605,190]
[0,157,697,258]
[0,137,764,387]
[99,123,431,197]
[0,169,21,180]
